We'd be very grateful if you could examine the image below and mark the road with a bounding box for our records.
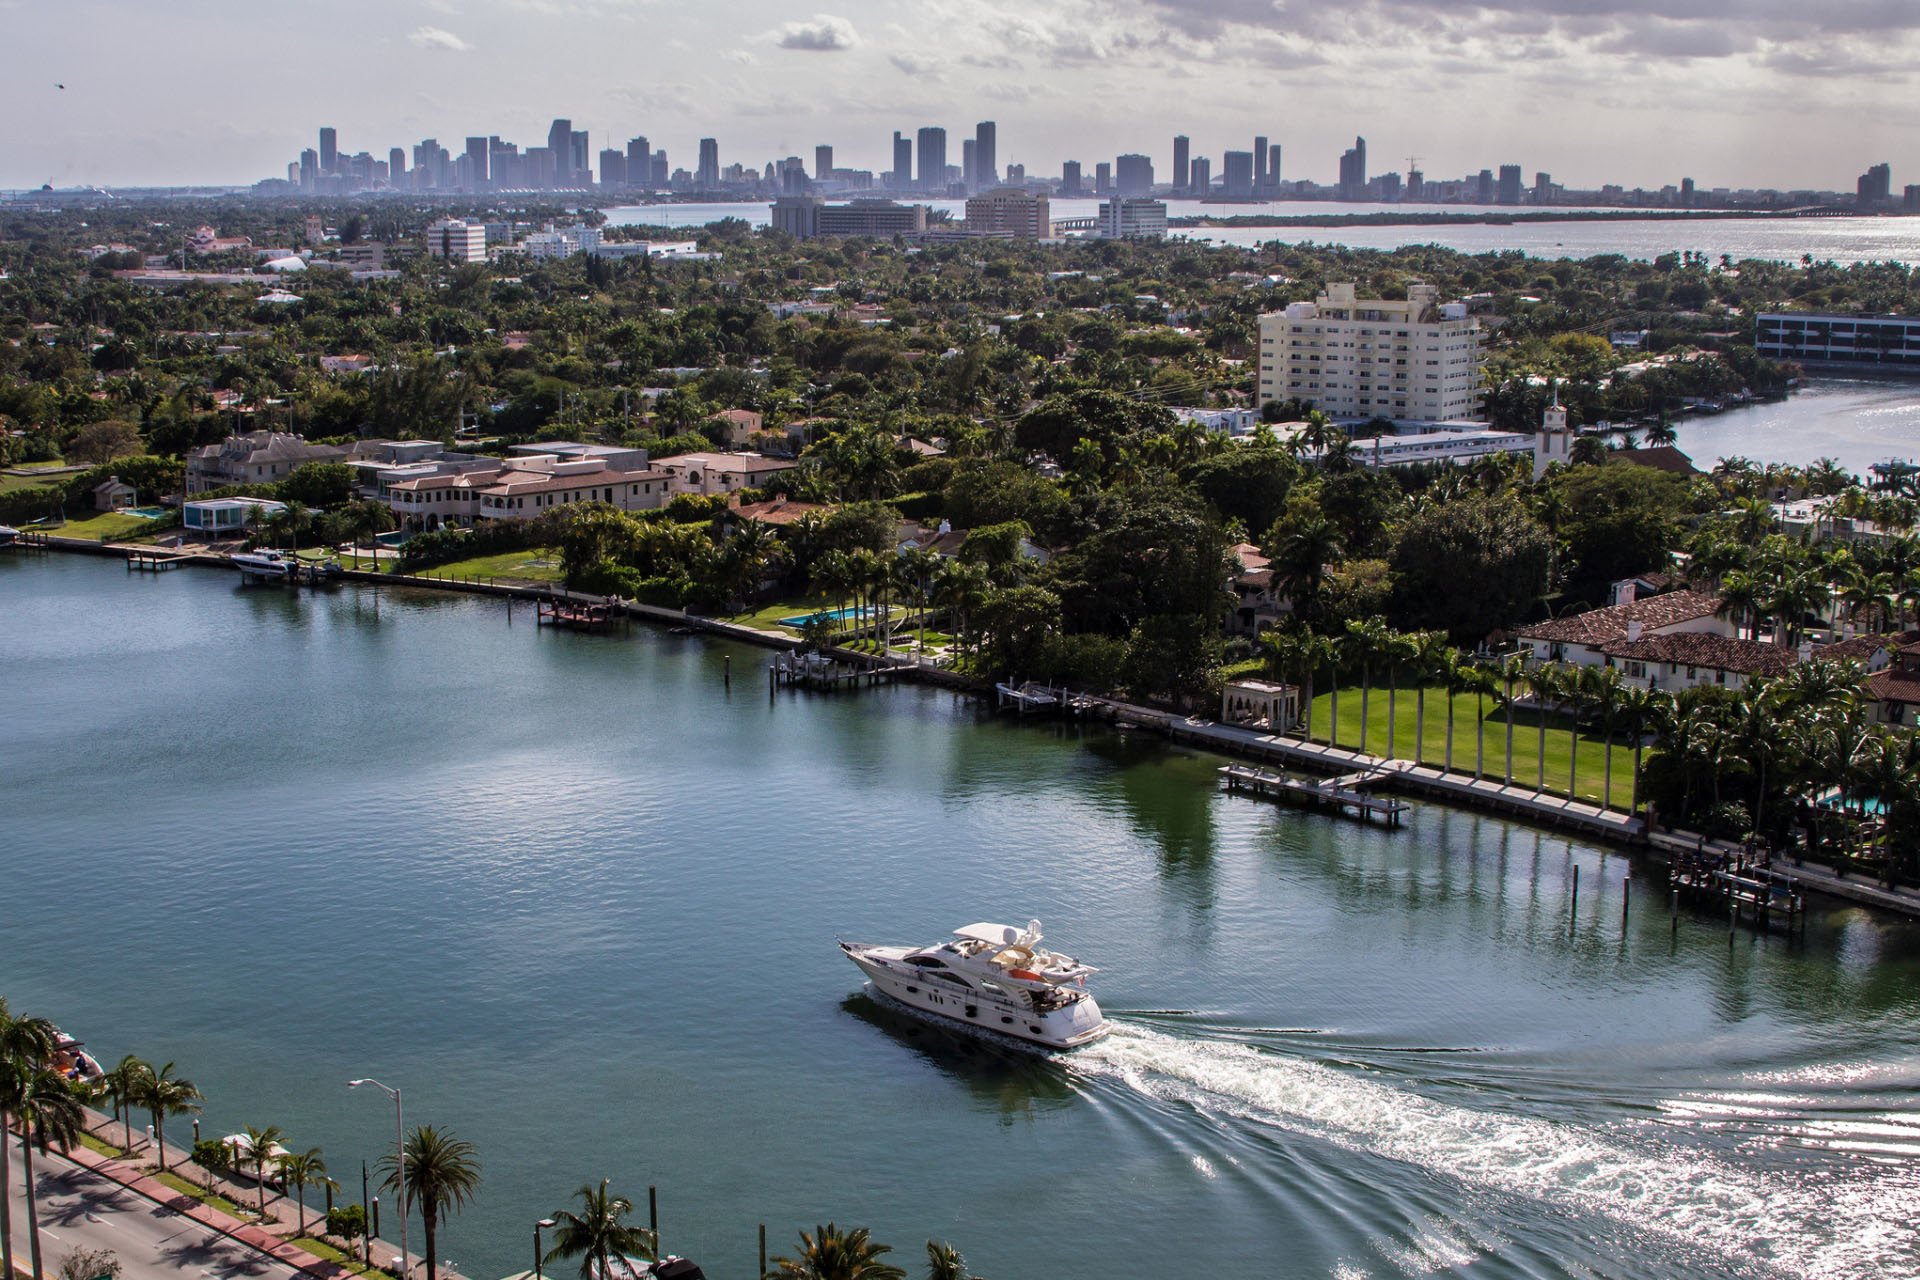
[6,1146,305,1280]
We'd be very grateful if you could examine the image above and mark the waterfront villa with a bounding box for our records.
[182,496,287,537]
[92,477,136,511]
[658,452,798,497]
[1866,644,1920,727]
[186,431,349,494]
[1517,590,1733,670]
[1229,543,1289,635]
[385,454,671,529]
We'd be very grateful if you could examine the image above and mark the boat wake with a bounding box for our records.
[1073,1023,1920,1279]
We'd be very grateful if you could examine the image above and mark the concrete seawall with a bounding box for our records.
[29,539,1920,918]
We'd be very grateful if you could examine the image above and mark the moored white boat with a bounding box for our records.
[841,920,1110,1050]
[230,548,292,579]
[0,525,19,547]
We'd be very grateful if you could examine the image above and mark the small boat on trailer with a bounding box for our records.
[841,920,1110,1050]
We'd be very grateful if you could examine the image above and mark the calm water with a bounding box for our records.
[6,556,1920,1279]
[1672,379,1920,477]
[607,200,1920,265]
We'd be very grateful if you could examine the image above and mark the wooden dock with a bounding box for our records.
[1669,847,1805,931]
[128,547,192,572]
[996,681,1064,715]
[771,651,905,691]
[1219,764,1411,828]
[536,598,624,631]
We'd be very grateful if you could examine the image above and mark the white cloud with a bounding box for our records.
[408,25,472,52]
[764,13,860,52]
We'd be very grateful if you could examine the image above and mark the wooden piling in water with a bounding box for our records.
[1571,865,1580,920]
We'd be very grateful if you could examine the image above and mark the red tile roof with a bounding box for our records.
[1599,632,1798,677]
[1517,590,1724,645]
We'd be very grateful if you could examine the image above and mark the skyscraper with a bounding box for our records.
[1859,163,1893,207]
[319,127,337,174]
[697,138,720,188]
[1060,160,1082,196]
[1497,164,1522,205]
[1337,137,1367,201]
[974,120,997,191]
[629,136,651,187]
[1222,151,1253,198]
[465,137,489,189]
[962,139,977,191]
[571,131,590,183]
[298,148,318,190]
[1115,154,1154,196]
[388,147,407,187]
[917,126,947,192]
[815,144,833,182]
[1268,144,1282,187]
[1254,135,1268,191]
[652,150,668,187]
[599,149,626,186]
[548,119,573,185]
[1172,135,1189,195]
[1094,161,1112,195]
[1188,156,1211,197]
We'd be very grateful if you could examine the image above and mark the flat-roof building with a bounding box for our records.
[1258,283,1486,423]
[1756,311,1920,374]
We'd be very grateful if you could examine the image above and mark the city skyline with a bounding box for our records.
[4,0,1920,191]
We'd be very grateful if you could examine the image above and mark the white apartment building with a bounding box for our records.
[1095,197,1168,240]
[425,219,487,262]
[520,225,602,261]
[657,452,798,496]
[1257,283,1485,422]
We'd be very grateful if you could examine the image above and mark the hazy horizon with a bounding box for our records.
[4,0,1918,192]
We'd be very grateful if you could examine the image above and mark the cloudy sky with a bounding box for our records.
[4,0,1919,191]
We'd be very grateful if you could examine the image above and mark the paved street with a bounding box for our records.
[6,1146,304,1280]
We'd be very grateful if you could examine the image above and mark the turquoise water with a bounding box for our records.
[5,554,1920,1280]
[127,506,167,519]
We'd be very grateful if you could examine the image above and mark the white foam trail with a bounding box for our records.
[1077,1025,1919,1279]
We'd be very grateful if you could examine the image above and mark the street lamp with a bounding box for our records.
[535,1219,556,1280]
[349,1078,408,1280]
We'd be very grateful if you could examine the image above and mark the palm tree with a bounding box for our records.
[1582,666,1624,810]
[1615,686,1664,819]
[1408,631,1451,767]
[1435,647,1470,773]
[381,1125,481,1280]
[0,1001,60,1280]
[544,1179,656,1280]
[1323,630,1346,749]
[133,1062,200,1173]
[7,1064,85,1280]
[1528,664,1566,793]
[103,1055,150,1153]
[1466,663,1500,781]
[1344,617,1391,758]
[1377,629,1419,762]
[278,1146,327,1236]
[768,1223,906,1280]
[1496,654,1528,787]
[923,1241,975,1280]
[241,1125,286,1216]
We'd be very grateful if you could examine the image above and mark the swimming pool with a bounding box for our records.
[777,606,867,628]
[128,506,168,519]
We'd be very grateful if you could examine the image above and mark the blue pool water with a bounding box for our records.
[777,605,868,627]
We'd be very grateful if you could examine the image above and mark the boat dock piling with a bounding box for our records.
[770,651,906,691]
[126,548,190,572]
[1219,763,1411,828]
[996,681,1064,715]
[1669,846,1805,932]
[536,597,625,631]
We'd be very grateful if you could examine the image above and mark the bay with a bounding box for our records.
[605,200,1920,266]
[3,555,1919,1279]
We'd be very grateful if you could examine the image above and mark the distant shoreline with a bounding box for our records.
[1168,209,1892,231]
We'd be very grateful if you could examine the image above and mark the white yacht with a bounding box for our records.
[0,525,19,547]
[841,920,1110,1050]
[229,547,291,579]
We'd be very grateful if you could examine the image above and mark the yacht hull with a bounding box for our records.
[841,942,1109,1050]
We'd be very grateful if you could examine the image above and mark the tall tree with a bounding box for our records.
[544,1179,656,1280]
[278,1146,328,1236]
[7,1065,85,1280]
[132,1062,200,1173]
[0,1001,60,1280]
[769,1223,906,1280]
[381,1125,481,1280]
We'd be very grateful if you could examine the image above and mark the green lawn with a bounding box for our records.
[78,1131,126,1158]
[48,511,161,541]
[154,1169,255,1219]
[395,547,565,584]
[293,1237,396,1279]
[0,473,62,495]
[1299,684,1642,808]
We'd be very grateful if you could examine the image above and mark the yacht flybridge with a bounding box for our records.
[840,920,1110,1050]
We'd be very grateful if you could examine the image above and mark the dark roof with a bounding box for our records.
[1518,589,1723,646]
[1616,446,1701,476]
[1599,632,1799,677]
[1867,667,1920,706]
[1816,630,1920,663]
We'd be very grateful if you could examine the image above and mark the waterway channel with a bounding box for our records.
[4,554,1919,1279]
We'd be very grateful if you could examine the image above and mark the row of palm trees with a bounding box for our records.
[807,548,994,662]
[2,1001,89,1280]
[1260,620,1661,811]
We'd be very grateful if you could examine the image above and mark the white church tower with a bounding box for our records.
[1533,386,1571,480]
